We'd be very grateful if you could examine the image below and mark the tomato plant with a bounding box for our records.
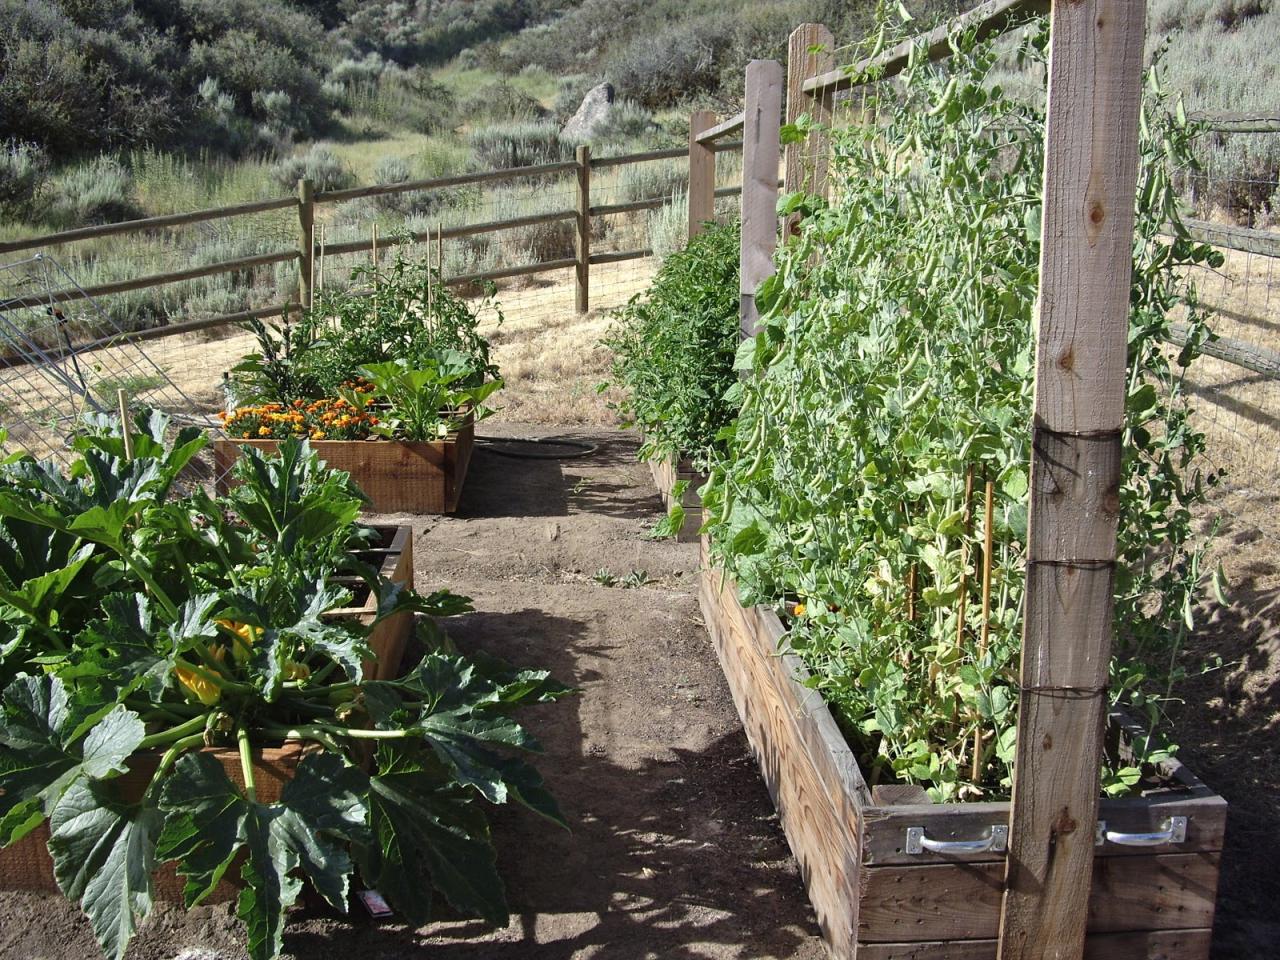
[0,414,569,959]
[702,21,1224,801]
[603,220,741,468]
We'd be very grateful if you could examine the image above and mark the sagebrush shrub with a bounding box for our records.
[49,156,142,226]
[468,121,569,170]
[270,146,355,193]
[0,140,49,218]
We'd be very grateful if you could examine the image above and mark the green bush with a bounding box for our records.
[603,219,740,466]
[0,140,48,218]
[468,121,570,170]
[49,156,142,226]
[270,146,355,193]
[458,81,548,125]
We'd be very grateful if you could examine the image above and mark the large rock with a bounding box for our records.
[561,82,615,143]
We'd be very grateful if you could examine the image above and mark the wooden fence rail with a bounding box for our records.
[0,142,741,343]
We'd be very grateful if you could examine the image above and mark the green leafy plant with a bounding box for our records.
[703,21,1222,801]
[301,250,501,396]
[354,355,503,442]
[0,414,569,959]
[602,220,741,469]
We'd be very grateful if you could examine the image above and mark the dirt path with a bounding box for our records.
[0,425,826,960]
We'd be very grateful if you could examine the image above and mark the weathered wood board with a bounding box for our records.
[213,419,474,514]
[697,539,1225,959]
[648,453,707,542]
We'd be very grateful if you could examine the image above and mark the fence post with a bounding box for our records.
[740,60,784,339]
[688,111,717,239]
[296,178,315,309]
[784,23,834,239]
[575,144,591,314]
[997,3,1147,959]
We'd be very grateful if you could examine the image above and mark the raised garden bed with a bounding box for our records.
[213,419,474,514]
[336,523,414,682]
[647,453,706,542]
[0,524,414,900]
[698,537,1226,960]
[0,743,310,901]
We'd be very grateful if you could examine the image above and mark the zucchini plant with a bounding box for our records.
[0,414,569,959]
[703,20,1223,800]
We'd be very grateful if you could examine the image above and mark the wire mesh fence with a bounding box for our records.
[0,254,215,466]
[1175,125,1280,543]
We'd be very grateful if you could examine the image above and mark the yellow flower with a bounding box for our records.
[217,619,261,664]
[176,646,228,705]
[792,602,807,618]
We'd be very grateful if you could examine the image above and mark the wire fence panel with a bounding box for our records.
[1174,126,1280,543]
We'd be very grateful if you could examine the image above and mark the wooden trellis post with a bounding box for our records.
[998,2,1148,958]
[740,59,783,338]
[783,23,834,238]
[688,110,717,239]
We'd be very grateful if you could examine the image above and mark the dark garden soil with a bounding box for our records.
[0,426,827,960]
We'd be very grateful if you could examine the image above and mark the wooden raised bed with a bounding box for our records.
[647,452,707,542]
[0,743,311,901]
[213,419,474,514]
[337,523,415,682]
[0,525,414,898]
[699,538,1226,960]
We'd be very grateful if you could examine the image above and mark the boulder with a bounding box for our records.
[561,82,615,143]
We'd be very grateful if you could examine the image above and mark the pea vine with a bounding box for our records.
[702,20,1225,801]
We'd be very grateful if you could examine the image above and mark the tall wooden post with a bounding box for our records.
[997,3,1147,959]
[296,178,315,308]
[688,110,717,239]
[784,23,834,238]
[740,59,783,339]
[574,144,591,314]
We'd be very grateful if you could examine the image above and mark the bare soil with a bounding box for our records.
[0,425,826,960]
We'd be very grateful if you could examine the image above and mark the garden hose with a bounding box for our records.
[474,435,598,460]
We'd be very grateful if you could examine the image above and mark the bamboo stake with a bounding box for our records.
[436,221,444,278]
[955,465,975,651]
[116,389,133,460]
[972,476,996,783]
[371,223,379,320]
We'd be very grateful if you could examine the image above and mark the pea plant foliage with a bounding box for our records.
[0,415,569,959]
[703,21,1225,801]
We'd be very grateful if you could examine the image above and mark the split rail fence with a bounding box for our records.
[0,143,745,354]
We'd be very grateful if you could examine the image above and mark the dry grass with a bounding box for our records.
[474,259,657,426]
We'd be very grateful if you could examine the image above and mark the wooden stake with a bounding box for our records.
[296,178,315,308]
[955,464,975,652]
[436,221,444,278]
[998,3,1147,958]
[574,144,591,314]
[371,223,378,267]
[116,389,133,460]
[317,223,326,293]
[972,476,996,783]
